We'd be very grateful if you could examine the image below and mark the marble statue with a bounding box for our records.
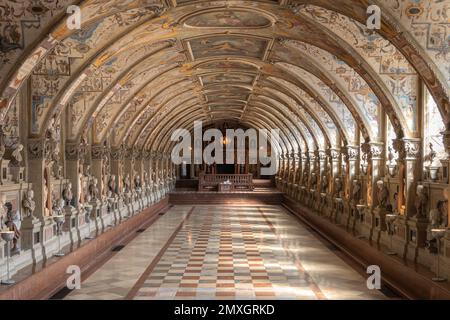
[143,171,149,190]
[47,117,58,142]
[437,200,448,228]
[11,143,23,165]
[351,179,361,203]
[62,182,74,207]
[0,126,5,163]
[88,178,99,201]
[320,174,328,193]
[22,189,36,218]
[429,208,441,228]
[51,198,65,235]
[0,194,7,228]
[334,177,343,198]
[51,143,61,178]
[84,164,91,178]
[376,180,389,208]
[124,174,131,193]
[424,143,437,167]
[43,178,50,216]
[387,146,395,165]
[134,174,142,190]
[309,172,317,189]
[77,168,83,202]
[392,192,398,213]
[413,185,428,219]
[4,202,21,253]
[51,198,64,215]
[108,175,116,196]
[301,168,308,186]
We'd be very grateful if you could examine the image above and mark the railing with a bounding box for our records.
[198,173,254,191]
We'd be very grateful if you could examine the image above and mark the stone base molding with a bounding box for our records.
[282,195,450,300]
[0,198,168,300]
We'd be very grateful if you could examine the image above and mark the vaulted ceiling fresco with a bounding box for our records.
[0,0,448,155]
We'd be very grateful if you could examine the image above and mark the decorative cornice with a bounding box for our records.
[27,139,46,160]
[110,146,123,161]
[370,143,384,160]
[329,148,340,161]
[91,144,104,160]
[403,138,421,160]
[345,145,359,161]
[143,149,152,160]
[442,130,450,153]
[393,138,421,160]
[317,150,327,161]
[124,147,134,160]
[133,148,142,160]
[65,142,82,161]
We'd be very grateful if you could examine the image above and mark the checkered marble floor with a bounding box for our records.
[65,205,386,300]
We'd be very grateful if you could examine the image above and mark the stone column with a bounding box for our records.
[22,139,46,254]
[110,146,124,193]
[27,139,48,219]
[134,149,144,181]
[308,150,319,207]
[359,142,384,241]
[62,142,86,241]
[90,144,107,230]
[291,151,301,198]
[393,138,424,260]
[440,131,450,278]
[298,152,309,202]
[110,146,125,221]
[276,152,285,189]
[65,142,84,208]
[316,149,327,213]
[124,147,135,186]
[344,145,360,230]
[329,148,341,221]
[91,144,105,200]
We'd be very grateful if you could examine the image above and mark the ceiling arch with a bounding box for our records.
[0,0,447,157]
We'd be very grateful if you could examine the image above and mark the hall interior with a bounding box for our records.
[0,0,449,300]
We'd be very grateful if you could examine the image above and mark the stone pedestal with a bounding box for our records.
[20,217,42,261]
[141,191,149,208]
[149,187,155,204]
[331,197,344,224]
[297,186,304,203]
[392,215,408,258]
[40,217,56,259]
[360,207,374,241]
[372,207,388,245]
[9,166,25,183]
[117,197,126,221]
[307,189,315,208]
[90,200,104,234]
[63,206,80,247]
[438,230,450,279]
[405,217,429,262]
[341,201,352,230]
[318,193,327,215]
[130,194,139,216]
[107,197,119,226]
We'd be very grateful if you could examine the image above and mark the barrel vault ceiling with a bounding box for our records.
[0,0,448,155]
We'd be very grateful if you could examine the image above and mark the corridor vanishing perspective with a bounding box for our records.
[65,205,385,300]
[0,0,450,304]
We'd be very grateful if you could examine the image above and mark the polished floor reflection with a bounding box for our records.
[65,205,386,300]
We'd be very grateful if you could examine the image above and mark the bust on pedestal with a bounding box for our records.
[21,189,42,253]
[405,185,430,262]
